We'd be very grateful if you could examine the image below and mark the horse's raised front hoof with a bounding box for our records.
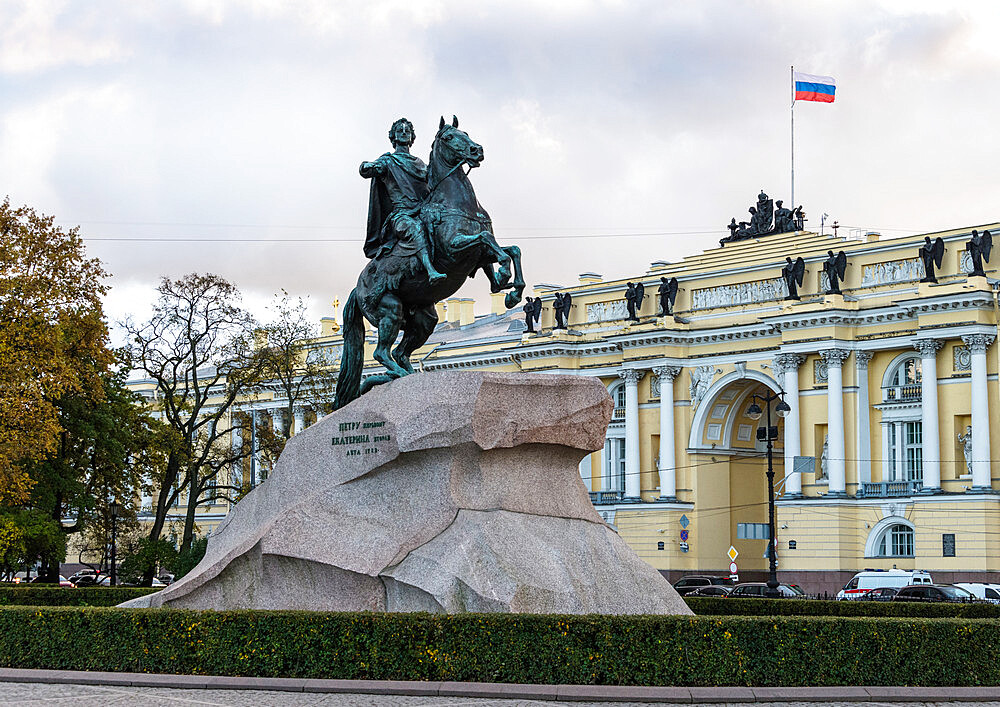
[504,290,523,309]
[428,272,447,285]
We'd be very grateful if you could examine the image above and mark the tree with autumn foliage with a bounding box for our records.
[0,199,112,506]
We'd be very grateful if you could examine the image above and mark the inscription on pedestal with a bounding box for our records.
[332,420,392,457]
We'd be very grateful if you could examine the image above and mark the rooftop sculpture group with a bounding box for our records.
[334,117,525,409]
[721,191,805,246]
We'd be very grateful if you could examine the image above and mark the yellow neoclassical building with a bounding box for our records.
[131,223,1000,594]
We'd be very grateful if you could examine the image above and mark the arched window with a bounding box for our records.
[874,523,915,557]
[889,356,922,387]
[615,385,626,408]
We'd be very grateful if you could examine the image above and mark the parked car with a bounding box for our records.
[94,575,166,587]
[684,585,732,597]
[837,569,933,600]
[954,583,1000,604]
[892,584,976,603]
[672,575,734,596]
[859,587,898,601]
[68,569,100,586]
[729,582,805,598]
[28,575,74,588]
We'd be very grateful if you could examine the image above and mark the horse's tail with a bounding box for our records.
[333,289,365,410]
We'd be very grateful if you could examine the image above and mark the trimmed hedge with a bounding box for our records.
[1,607,1000,685]
[0,587,159,607]
[686,596,1000,618]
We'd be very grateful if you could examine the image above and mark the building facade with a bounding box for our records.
[131,224,1000,594]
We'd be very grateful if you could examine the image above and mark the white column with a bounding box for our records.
[272,409,283,436]
[914,339,943,492]
[294,408,306,436]
[776,353,804,497]
[231,423,243,488]
[855,351,873,486]
[653,365,681,500]
[821,349,850,496]
[619,369,644,501]
[963,334,995,490]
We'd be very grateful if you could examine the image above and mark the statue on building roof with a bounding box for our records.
[333,116,526,409]
[553,292,572,329]
[625,282,645,322]
[823,249,848,295]
[967,229,993,278]
[919,236,946,283]
[658,276,679,316]
[720,190,803,245]
[793,206,806,231]
[781,256,805,300]
[523,296,541,333]
[774,200,794,234]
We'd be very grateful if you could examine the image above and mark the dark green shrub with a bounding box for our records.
[170,537,207,580]
[0,608,998,685]
[686,596,1000,618]
[0,587,159,607]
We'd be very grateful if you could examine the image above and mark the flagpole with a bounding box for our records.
[790,65,795,215]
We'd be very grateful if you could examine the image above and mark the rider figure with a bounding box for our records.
[360,118,446,284]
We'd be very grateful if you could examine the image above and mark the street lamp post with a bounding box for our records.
[746,392,791,599]
[109,501,121,587]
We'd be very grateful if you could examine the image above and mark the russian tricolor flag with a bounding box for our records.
[794,71,835,103]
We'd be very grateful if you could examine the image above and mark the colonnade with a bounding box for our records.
[610,332,995,503]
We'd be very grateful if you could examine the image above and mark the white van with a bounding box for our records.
[954,583,1000,604]
[836,569,933,600]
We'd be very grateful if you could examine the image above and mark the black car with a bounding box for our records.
[892,584,976,603]
[729,582,805,598]
[859,586,898,601]
[672,575,734,596]
[684,585,732,598]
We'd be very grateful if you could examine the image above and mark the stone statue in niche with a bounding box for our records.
[823,250,848,295]
[818,434,829,481]
[658,277,679,316]
[782,256,805,300]
[967,229,993,277]
[919,236,945,283]
[625,282,645,322]
[553,292,572,329]
[958,426,973,476]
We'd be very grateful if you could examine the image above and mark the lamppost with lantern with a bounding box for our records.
[109,500,121,587]
[745,391,791,598]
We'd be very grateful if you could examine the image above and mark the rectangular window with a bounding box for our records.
[887,422,897,479]
[904,421,923,483]
[737,523,770,540]
[604,438,626,492]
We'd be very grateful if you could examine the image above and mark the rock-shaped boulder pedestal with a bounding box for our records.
[125,372,691,615]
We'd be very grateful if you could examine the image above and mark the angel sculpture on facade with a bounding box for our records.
[522,296,541,333]
[919,236,945,283]
[781,256,805,300]
[553,292,572,329]
[968,229,993,277]
[658,276,679,316]
[625,281,645,322]
[823,250,848,295]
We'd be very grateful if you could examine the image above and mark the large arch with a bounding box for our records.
[687,369,784,451]
[864,515,916,558]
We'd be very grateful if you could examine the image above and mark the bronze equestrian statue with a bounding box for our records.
[334,116,525,409]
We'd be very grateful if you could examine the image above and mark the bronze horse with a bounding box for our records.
[334,116,525,408]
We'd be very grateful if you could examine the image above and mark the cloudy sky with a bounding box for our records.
[3,1,998,331]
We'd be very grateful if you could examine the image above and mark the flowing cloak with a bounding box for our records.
[363,151,429,259]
